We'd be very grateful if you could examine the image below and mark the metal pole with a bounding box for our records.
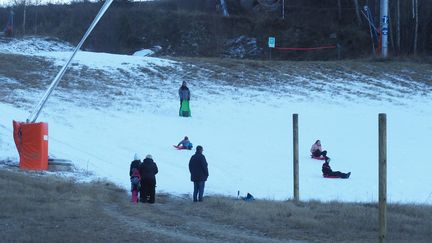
[27,0,114,123]
[380,0,389,58]
[293,114,299,202]
[379,113,387,243]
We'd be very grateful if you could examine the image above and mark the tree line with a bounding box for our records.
[0,0,430,58]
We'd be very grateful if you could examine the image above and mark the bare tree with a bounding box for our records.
[353,0,362,26]
[12,0,27,35]
[23,0,26,35]
[413,0,419,55]
[388,2,395,54]
[396,0,400,54]
[220,0,229,16]
[337,0,342,21]
[34,0,41,34]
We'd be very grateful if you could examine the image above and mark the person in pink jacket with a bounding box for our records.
[310,140,328,159]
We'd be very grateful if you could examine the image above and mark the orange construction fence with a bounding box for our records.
[13,121,48,170]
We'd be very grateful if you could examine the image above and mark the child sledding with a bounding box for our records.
[310,140,328,160]
[322,158,351,179]
[173,136,193,150]
[310,139,351,179]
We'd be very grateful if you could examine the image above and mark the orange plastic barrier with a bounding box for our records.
[13,121,49,170]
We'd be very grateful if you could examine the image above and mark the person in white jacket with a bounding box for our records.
[310,140,328,159]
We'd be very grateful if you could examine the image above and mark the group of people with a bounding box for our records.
[130,81,349,205]
[129,154,159,203]
[310,140,351,179]
[129,145,209,204]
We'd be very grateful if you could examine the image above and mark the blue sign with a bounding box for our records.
[268,37,275,48]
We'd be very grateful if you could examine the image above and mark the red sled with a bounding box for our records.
[323,175,340,178]
[311,155,326,160]
[173,145,190,150]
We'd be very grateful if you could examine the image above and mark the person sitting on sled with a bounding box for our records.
[177,136,193,150]
[322,158,351,179]
[130,153,142,203]
[310,140,328,159]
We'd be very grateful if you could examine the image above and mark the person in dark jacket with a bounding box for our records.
[178,81,191,117]
[129,153,142,203]
[178,81,190,105]
[130,153,141,176]
[139,154,159,203]
[188,145,209,202]
[322,158,351,179]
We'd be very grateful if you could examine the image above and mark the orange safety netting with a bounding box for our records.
[274,45,337,51]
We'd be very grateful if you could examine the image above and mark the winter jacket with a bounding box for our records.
[178,138,192,147]
[310,143,322,154]
[129,160,141,177]
[178,85,190,101]
[189,152,209,182]
[139,158,158,181]
[322,162,333,175]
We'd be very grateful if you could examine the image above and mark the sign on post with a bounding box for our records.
[268,37,275,48]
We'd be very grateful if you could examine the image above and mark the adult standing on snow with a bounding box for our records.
[310,140,328,159]
[178,81,191,117]
[139,154,159,203]
[189,145,209,202]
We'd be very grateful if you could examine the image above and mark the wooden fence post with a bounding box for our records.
[379,113,387,243]
[293,114,299,202]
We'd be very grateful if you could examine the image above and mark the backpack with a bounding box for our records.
[130,168,141,190]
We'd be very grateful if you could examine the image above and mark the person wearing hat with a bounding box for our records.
[322,158,350,179]
[130,153,142,177]
[188,145,209,202]
[129,153,142,203]
[139,154,159,203]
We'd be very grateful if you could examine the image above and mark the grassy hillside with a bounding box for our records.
[0,164,431,242]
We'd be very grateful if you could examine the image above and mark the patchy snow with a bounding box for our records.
[0,36,177,73]
[0,36,74,54]
[133,49,154,57]
[36,50,178,75]
[1,37,432,205]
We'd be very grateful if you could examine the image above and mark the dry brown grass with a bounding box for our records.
[0,168,155,242]
[1,167,431,242]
